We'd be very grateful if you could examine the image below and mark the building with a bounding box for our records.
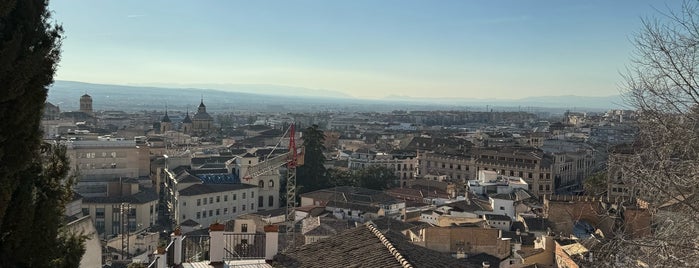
[160,110,172,133]
[80,93,93,115]
[182,110,193,134]
[163,152,283,229]
[175,183,258,228]
[81,188,159,238]
[347,151,418,187]
[43,101,61,120]
[274,223,473,267]
[300,186,405,220]
[467,170,528,196]
[409,225,511,260]
[192,99,214,135]
[64,137,150,197]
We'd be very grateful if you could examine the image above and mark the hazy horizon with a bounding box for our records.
[49,0,680,99]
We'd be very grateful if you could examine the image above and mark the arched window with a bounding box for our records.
[258,180,264,188]
[269,180,274,187]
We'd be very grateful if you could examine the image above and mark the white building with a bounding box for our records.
[175,184,258,228]
[467,170,528,196]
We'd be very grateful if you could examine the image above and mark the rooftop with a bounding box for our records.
[179,184,256,196]
[275,223,475,268]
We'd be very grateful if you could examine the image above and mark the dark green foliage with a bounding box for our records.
[327,166,398,190]
[0,0,85,267]
[328,168,356,187]
[357,165,398,191]
[297,124,328,193]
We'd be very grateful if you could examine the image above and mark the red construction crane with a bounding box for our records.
[240,123,302,249]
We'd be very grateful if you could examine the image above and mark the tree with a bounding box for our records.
[0,1,85,267]
[297,125,328,193]
[328,168,357,187]
[598,2,699,266]
[357,165,398,191]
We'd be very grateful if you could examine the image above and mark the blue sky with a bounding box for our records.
[49,0,680,99]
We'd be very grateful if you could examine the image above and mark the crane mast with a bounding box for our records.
[285,124,298,249]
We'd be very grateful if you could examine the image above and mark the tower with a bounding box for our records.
[182,108,192,134]
[79,94,93,114]
[160,109,172,133]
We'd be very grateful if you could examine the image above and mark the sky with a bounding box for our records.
[49,0,681,99]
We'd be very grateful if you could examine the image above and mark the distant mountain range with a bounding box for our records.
[48,80,627,113]
[383,94,627,110]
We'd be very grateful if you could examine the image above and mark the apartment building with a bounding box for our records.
[65,136,150,197]
[81,188,158,238]
[175,184,258,228]
[347,151,418,186]
[419,147,555,196]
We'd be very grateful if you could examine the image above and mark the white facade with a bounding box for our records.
[175,185,258,228]
[489,197,515,219]
[468,170,528,196]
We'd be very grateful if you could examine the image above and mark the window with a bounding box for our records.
[183,214,186,219]
[233,194,237,200]
[216,196,220,203]
[545,184,550,191]
[82,208,89,216]
[224,208,228,215]
[233,206,237,213]
[203,198,207,205]
[197,199,201,206]
[258,196,264,208]
[197,212,201,219]
[224,195,228,202]
[243,193,246,199]
[241,224,248,232]
[209,210,213,217]
[259,180,264,188]
[500,206,505,210]
[251,203,254,210]
[242,205,246,211]
[95,220,105,233]
[251,191,254,198]
[183,201,186,207]
[209,197,213,204]
[269,180,274,187]
[96,208,105,218]
[539,185,544,191]
[269,196,274,207]
[216,209,220,215]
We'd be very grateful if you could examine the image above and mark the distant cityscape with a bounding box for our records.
[48,90,640,267]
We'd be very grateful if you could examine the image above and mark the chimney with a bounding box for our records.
[171,228,183,265]
[264,225,280,260]
[209,223,225,265]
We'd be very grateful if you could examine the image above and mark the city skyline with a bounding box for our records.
[50,0,679,99]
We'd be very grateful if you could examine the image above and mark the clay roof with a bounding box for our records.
[274,223,475,268]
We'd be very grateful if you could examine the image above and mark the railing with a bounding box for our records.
[165,240,175,266]
[182,235,210,263]
[223,233,266,260]
[147,258,158,268]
